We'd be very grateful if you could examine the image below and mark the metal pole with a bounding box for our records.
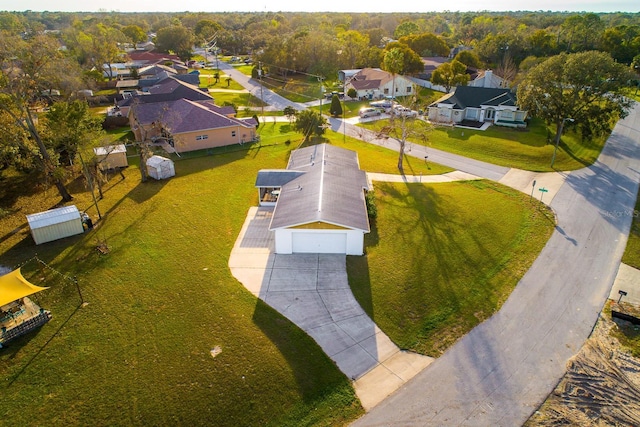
[74,276,84,304]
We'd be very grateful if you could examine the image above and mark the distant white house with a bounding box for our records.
[344,68,415,100]
[468,70,507,89]
[428,86,528,128]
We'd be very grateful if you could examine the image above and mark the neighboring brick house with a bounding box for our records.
[344,68,415,100]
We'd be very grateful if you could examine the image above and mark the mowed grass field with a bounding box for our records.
[348,180,555,356]
[0,142,363,426]
[360,117,608,172]
[1,123,553,425]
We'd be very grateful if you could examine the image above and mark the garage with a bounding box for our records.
[292,232,347,254]
[266,144,370,256]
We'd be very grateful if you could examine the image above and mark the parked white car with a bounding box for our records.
[359,107,382,118]
[392,106,418,117]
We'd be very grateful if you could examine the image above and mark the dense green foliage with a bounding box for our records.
[517,51,634,145]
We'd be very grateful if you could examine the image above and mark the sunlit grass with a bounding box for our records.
[348,180,555,356]
[360,117,607,171]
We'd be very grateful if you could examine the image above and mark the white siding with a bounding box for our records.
[274,229,365,255]
[26,206,84,245]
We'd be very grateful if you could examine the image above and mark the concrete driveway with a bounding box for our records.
[228,207,432,410]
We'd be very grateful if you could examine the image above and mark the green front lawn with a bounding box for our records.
[622,186,640,269]
[0,141,363,426]
[348,180,555,356]
[360,117,607,172]
[0,124,458,426]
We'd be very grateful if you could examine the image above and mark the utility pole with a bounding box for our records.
[259,62,264,119]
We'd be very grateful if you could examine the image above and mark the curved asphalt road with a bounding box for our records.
[218,60,640,424]
[216,61,305,111]
[352,105,640,425]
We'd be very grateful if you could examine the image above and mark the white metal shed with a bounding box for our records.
[94,144,128,171]
[26,205,84,245]
[146,156,175,180]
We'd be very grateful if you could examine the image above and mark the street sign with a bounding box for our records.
[539,187,548,202]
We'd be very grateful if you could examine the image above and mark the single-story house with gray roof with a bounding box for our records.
[427,86,528,128]
[257,144,370,255]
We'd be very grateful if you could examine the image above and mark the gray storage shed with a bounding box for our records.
[26,205,84,245]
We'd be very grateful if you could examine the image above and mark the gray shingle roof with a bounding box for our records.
[118,76,212,107]
[255,170,306,187]
[430,86,516,109]
[269,144,370,231]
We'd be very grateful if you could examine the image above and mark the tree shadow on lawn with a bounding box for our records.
[353,181,502,352]
[251,299,353,403]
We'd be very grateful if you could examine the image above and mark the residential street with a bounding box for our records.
[221,62,640,425]
[352,104,640,425]
[215,61,305,111]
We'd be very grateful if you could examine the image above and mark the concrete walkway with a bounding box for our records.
[609,263,640,305]
[228,207,433,410]
[498,168,570,206]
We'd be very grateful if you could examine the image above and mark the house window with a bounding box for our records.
[383,88,389,95]
[231,131,236,137]
[407,86,412,93]
[195,135,209,140]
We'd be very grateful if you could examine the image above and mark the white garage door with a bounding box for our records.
[291,232,347,254]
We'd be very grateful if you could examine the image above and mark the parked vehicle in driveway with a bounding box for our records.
[392,106,418,117]
[370,99,396,111]
[359,107,382,118]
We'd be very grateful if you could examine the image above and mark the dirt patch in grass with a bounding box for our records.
[526,303,640,426]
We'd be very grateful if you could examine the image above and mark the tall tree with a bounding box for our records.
[382,47,404,107]
[454,50,482,69]
[42,100,103,166]
[517,51,634,150]
[294,110,326,141]
[0,33,80,201]
[337,30,369,70]
[329,94,342,117]
[155,25,195,62]
[122,25,147,48]
[64,23,127,81]
[399,33,449,57]
[382,43,424,75]
[431,60,469,92]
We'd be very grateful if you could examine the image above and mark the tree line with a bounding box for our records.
[0,10,639,200]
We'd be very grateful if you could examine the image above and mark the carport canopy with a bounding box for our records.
[0,268,48,307]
